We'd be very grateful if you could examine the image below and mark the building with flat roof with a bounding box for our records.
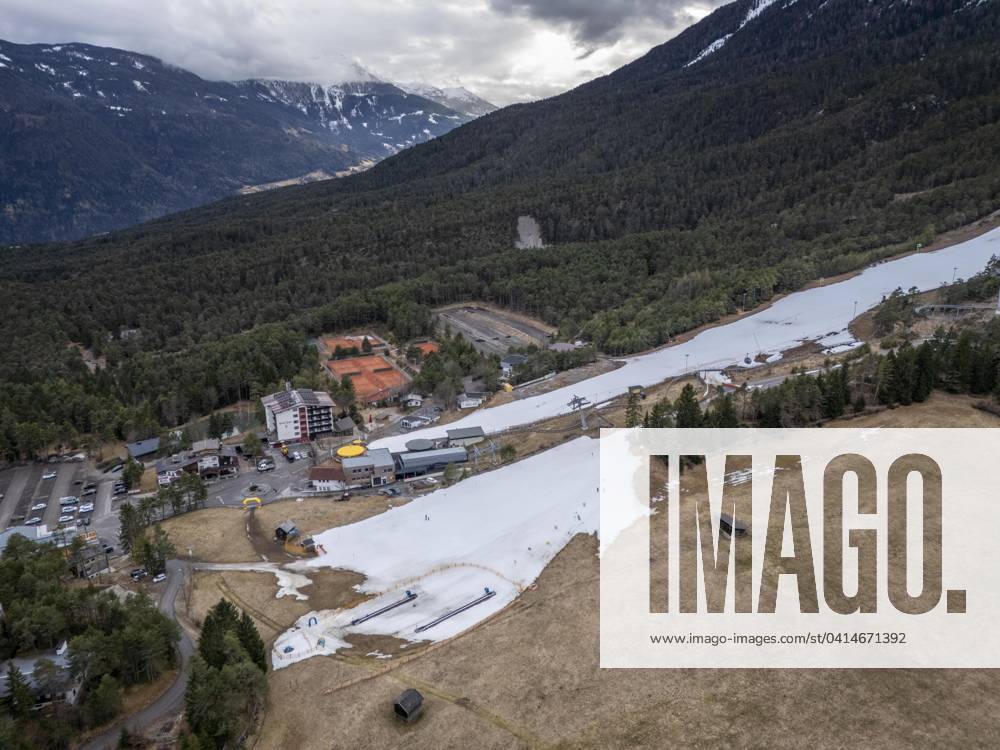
[262,386,337,442]
[341,448,395,487]
[394,446,468,477]
[446,426,486,447]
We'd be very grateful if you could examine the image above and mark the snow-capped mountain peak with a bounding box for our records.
[397,81,497,117]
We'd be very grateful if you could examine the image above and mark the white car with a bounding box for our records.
[59,496,78,505]
[78,503,95,513]
[31,502,47,511]
[152,573,167,583]
[58,514,74,524]
[42,471,57,480]
[25,517,42,525]
[60,505,77,513]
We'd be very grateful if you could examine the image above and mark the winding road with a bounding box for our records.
[81,559,194,750]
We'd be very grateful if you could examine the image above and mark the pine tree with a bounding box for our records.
[674,384,702,428]
[709,394,739,428]
[198,599,241,670]
[4,664,34,719]
[82,674,121,727]
[236,612,268,673]
[118,503,145,554]
[624,392,641,428]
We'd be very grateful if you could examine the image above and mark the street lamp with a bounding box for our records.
[684,353,690,373]
[853,301,858,319]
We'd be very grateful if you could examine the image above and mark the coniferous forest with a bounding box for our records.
[1,0,999,457]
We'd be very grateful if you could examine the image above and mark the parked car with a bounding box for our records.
[58,514,74,524]
[103,543,114,554]
[79,517,91,527]
[60,506,77,513]
[25,517,42,525]
[111,464,124,473]
[130,568,147,581]
[59,496,78,505]
[31,502,47,511]
[78,503,95,513]
[42,471,57,480]
[82,488,97,497]
[152,573,167,583]
[377,487,400,497]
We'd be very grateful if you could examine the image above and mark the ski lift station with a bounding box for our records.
[393,446,468,477]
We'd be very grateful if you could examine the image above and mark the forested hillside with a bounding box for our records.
[1,0,998,457]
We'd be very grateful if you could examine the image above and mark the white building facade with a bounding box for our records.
[262,387,337,443]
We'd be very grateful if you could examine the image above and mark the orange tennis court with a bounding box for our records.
[325,355,409,403]
[321,333,387,353]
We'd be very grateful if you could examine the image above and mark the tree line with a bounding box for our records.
[0,536,180,748]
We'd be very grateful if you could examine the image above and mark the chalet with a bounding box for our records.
[191,438,221,454]
[309,465,347,492]
[401,415,433,430]
[156,447,238,486]
[402,393,424,408]
[457,393,484,410]
[500,354,529,377]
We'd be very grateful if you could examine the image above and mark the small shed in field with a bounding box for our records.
[275,521,299,541]
[393,688,424,723]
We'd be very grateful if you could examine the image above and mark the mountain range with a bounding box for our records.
[1,0,998,447]
[0,40,495,244]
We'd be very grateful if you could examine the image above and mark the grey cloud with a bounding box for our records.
[488,0,705,47]
[0,1,716,105]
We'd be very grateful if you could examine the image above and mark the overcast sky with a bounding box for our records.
[0,0,724,105]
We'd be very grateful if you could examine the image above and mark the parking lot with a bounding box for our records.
[0,460,126,553]
[436,305,555,356]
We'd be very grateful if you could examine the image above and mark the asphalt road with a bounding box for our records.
[0,464,34,528]
[81,559,194,750]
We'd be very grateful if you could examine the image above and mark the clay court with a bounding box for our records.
[325,355,410,403]
[320,333,387,354]
[413,341,440,356]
